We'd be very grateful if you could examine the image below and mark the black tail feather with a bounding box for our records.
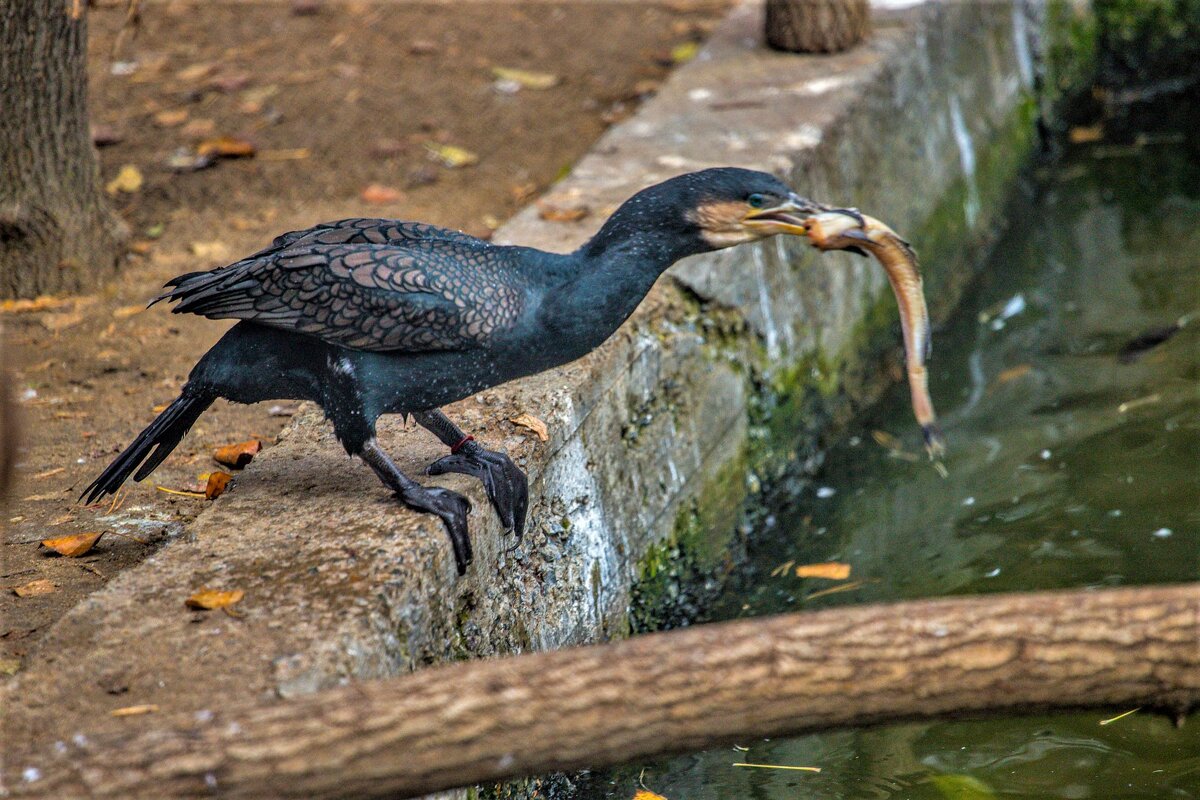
[81,391,213,504]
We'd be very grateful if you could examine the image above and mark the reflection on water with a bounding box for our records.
[586,130,1200,797]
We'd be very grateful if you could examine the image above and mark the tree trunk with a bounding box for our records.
[765,0,870,53]
[8,584,1198,799]
[0,0,126,299]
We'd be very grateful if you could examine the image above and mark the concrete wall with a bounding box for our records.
[4,0,1085,779]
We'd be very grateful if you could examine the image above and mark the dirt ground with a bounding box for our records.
[1,0,728,670]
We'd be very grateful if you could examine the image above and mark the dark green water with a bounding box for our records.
[586,129,1200,797]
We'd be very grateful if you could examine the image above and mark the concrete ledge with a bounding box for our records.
[5,0,1056,755]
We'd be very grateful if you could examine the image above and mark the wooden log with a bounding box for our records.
[8,584,1198,799]
[765,0,870,53]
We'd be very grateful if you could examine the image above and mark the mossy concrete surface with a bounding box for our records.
[3,0,1087,773]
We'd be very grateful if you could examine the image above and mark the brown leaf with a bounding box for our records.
[1068,124,1103,144]
[41,531,103,558]
[189,240,231,261]
[113,304,146,319]
[13,579,57,597]
[176,62,217,82]
[196,136,256,159]
[40,310,85,332]
[181,118,217,139]
[510,412,549,442]
[360,183,405,205]
[213,439,262,468]
[185,588,244,610]
[153,108,189,128]
[996,364,1032,384]
[111,704,159,717]
[795,562,851,580]
[205,471,233,499]
[537,199,589,222]
[0,295,75,314]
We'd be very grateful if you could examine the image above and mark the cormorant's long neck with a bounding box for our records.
[539,205,704,355]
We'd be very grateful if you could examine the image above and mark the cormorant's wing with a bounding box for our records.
[153,238,526,353]
[264,218,481,251]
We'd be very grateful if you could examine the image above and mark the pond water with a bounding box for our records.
[581,121,1200,798]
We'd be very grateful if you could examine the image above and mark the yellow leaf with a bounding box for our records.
[12,579,57,597]
[40,310,85,332]
[633,791,669,800]
[105,164,144,196]
[41,531,103,557]
[510,412,549,442]
[670,41,700,63]
[213,439,262,468]
[426,143,479,168]
[111,704,159,717]
[185,588,244,610]
[795,562,851,580]
[0,295,75,314]
[492,66,560,90]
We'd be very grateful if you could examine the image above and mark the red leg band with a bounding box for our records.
[450,434,475,454]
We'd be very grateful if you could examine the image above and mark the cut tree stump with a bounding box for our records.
[6,584,1198,799]
[765,0,870,53]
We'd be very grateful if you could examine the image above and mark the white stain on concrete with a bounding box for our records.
[949,95,980,226]
[1012,4,1035,89]
[789,75,856,96]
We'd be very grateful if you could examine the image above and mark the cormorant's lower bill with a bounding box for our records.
[82,168,847,574]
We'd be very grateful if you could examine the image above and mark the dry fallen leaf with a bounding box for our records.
[537,199,590,222]
[105,164,144,196]
[113,304,146,320]
[426,143,479,168]
[633,791,669,800]
[111,704,159,717]
[13,579,57,597]
[197,136,256,158]
[185,588,245,610]
[205,471,233,499]
[0,658,21,676]
[670,41,700,63]
[0,295,75,314]
[259,148,311,161]
[795,562,851,580]
[213,440,262,468]
[360,183,404,205]
[153,108,189,127]
[40,310,85,332]
[41,531,104,557]
[492,66,559,90]
[1068,124,1103,144]
[996,364,1032,384]
[176,62,216,82]
[510,412,549,442]
[190,240,231,261]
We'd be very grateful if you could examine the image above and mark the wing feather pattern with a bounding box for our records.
[153,219,526,352]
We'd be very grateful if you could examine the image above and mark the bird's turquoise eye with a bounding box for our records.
[748,193,766,208]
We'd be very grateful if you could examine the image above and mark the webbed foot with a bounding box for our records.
[427,447,528,538]
[402,485,473,575]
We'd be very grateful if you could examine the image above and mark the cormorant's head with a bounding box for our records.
[674,167,825,250]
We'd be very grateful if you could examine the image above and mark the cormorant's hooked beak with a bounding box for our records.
[741,193,829,237]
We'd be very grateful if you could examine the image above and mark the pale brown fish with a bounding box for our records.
[803,210,946,458]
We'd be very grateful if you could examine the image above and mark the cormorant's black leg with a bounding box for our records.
[413,410,528,538]
[359,438,473,574]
